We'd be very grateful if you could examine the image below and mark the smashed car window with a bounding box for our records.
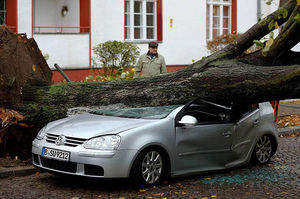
[230,103,259,122]
[183,99,231,124]
[93,105,182,119]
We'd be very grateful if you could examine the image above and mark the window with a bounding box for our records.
[125,0,162,41]
[33,0,90,34]
[206,0,232,41]
[0,0,6,25]
[183,99,231,124]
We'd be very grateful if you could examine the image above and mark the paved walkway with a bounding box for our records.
[279,103,300,116]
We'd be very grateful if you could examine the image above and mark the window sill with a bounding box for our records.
[125,40,162,44]
[33,32,90,35]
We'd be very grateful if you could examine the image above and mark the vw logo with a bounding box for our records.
[55,135,66,146]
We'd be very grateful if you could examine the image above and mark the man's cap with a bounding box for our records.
[149,41,158,47]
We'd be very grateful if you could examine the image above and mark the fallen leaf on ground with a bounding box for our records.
[277,115,300,128]
[0,108,28,127]
[152,193,164,196]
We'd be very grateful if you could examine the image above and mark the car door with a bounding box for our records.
[231,104,260,157]
[174,99,236,172]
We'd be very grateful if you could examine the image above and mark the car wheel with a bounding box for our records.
[131,147,166,187]
[252,135,273,164]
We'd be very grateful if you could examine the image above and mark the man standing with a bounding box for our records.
[134,42,166,78]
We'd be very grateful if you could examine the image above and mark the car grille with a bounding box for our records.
[46,133,87,147]
[40,157,104,176]
[40,157,77,173]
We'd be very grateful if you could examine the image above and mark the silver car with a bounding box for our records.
[32,98,278,186]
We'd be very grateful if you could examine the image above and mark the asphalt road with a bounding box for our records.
[0,136,299,199]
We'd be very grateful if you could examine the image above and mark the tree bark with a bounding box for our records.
[20,59,300,127]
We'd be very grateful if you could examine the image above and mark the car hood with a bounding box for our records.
[46,113,158,139]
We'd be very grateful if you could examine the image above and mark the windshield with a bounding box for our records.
[93,105,182,119]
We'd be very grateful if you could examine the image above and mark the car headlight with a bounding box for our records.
[83,135,121,150]
[36,126,46,140]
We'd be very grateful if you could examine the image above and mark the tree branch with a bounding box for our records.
[223,0,296,57]
[267,5,300,64]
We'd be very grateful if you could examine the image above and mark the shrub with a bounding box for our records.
[207,33,241,54]
[90,40,140,81]
[85,67,135,82]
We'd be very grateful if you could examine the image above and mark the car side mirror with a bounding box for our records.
[178,115,198,126]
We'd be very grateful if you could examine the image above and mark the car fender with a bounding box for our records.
[245,102,279,162]
[118,118,176,173]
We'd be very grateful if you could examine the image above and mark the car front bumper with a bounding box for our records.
[32,138,138,178]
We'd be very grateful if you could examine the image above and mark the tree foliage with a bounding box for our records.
[92,40,140,77]
[207,33,241,53]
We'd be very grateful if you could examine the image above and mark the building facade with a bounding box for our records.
[1,0,298,81]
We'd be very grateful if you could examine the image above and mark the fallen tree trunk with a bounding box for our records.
[20,59,300,127]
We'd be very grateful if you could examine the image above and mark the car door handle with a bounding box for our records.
[253,120,259,126]
[222,131,232,137]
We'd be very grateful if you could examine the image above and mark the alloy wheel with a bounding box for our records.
[142,151,163,184]
[255,135,272,164]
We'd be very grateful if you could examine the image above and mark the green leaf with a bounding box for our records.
[277,8,288,19]
[294,13,300,24]
[259,20,267,26]
[253,40,264,47]
[268,20,275,30]
[87,75,94,80]
[274,21,279,29]
[282,9,288,18]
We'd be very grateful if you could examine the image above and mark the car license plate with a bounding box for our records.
[41,147,70,161]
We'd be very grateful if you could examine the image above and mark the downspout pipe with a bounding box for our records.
[54,64,72,82]
[257,0,262,22]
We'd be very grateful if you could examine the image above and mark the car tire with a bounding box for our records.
[252,135,273,164]
[131,147,166,187]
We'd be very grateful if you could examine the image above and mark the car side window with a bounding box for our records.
[230,103,259,122]
[183,100,231,124]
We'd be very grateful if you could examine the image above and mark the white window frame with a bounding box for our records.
[125,0,157,41]
[207,0,232,41]
[0,0,6,25]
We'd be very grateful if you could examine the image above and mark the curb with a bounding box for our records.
[0,166,37,179]
[0,126,299,179]
[278,125,300,136]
